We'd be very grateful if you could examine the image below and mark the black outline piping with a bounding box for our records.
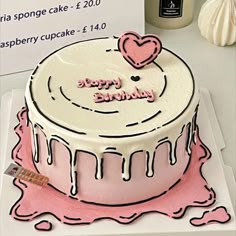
[48,183,67,196]
[119,213,137,219]
[64,216,81,221]
[47,76,52,93]
[62,87,119,114]
[60,86,71,102]
[126,110,162,128]
[158,137,168,143]
[168,178,181,191]
[99,129,155,138]
[126,122,139,127]
[31,66,39,76]
[80,190,168,207]
[105,147,116,151]
[159,75,167,97]
[142,110,162,123]
[130,76,141,82]
[34,123,44,130]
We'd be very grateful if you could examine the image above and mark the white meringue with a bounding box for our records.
[198,0,236,46]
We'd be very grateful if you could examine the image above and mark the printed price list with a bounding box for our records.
[0,22,107,49]
[0,0,108,49]
[0,1,103,23]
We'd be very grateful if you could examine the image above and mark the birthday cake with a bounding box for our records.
[10,32,231,230]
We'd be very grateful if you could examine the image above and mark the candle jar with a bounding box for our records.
[145,0,195,29]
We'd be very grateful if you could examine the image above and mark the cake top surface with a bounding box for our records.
[26,35,196,139]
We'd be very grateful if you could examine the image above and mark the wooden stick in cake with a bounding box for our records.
[4,163,49,187]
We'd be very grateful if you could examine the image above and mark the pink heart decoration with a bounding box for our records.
[118,32,162,69]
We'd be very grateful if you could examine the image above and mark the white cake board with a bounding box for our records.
[0,89,235,236]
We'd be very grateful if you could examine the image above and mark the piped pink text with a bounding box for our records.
[94,87,155,103]
[78,78,121,90]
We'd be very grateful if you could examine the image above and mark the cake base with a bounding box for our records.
[0,89,235,236]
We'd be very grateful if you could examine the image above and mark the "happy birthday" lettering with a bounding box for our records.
[77,77,156,103]
[94,87,155,103]
[77,78,121,90]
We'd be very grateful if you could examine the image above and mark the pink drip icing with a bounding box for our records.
[190,206,231,226]
[10,108,216,226]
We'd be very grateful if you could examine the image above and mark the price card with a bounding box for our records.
[0,0,144,76]
[4,163,49,186]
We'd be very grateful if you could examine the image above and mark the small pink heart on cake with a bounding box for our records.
[118,32,162,69]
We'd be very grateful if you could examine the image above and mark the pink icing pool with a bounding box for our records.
[34,220,52,231]
[10,107,217,225]
[190,206,231,226]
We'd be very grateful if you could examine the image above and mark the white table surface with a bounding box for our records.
[0,0,235,177]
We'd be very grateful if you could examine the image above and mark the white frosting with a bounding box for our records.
[198,0,236,46]
[25,37,199,196]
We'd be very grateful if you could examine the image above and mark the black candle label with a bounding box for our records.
[159,0,183,18]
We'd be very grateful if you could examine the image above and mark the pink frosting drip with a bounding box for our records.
[10,108,216,226]
[190,207,231,226]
